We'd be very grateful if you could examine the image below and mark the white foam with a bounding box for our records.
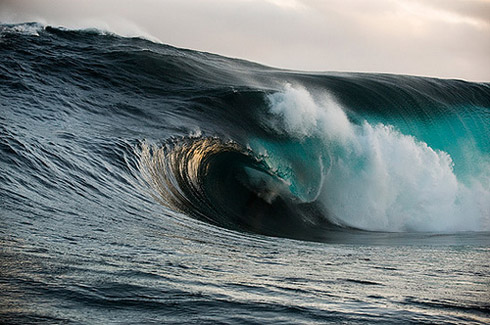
[0,23,44,37]
[266,83,353,142]
[266,84,490,232]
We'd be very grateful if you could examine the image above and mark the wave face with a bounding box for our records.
[2,23,490,237]
[1,23,490,324]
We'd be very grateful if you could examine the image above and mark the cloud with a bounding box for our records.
[0,0,489,81]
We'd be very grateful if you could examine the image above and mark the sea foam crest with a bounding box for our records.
[265,84,490,232]
[266,83,353,142]
[0,22,44,37]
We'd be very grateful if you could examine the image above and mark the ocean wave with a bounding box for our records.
[2,22,489,240]
[2,22,490,324]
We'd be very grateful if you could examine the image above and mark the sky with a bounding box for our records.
[1,0,489,81]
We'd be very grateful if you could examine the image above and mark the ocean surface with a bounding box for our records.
[1,23,489,324]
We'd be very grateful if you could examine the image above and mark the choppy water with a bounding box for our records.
[1,23,489,324]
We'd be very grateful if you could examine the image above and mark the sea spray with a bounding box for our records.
[263,84,490,231]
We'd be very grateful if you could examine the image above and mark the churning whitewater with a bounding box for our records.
[1,23,489,324]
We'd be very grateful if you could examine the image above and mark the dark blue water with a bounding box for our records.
[1,23,489,324]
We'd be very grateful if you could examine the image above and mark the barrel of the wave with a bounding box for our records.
[247,137,330,203]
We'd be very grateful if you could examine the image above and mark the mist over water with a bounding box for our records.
[1,23,489,324]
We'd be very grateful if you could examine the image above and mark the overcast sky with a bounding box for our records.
[1,0,489,81]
